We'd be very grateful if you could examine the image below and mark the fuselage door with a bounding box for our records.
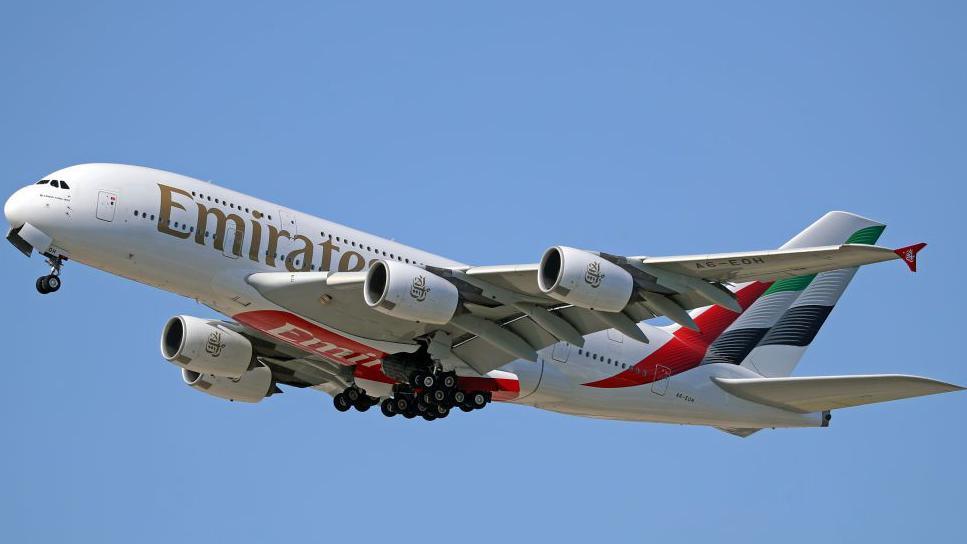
[96,191,118,222]
[551,342,570,363]
[651,365,671,396]
[222,224,240,259]
[279,209,298,235]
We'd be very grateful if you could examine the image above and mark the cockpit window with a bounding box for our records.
[60,181,70,189]
[36,179,49,185]
[50,180,60,188]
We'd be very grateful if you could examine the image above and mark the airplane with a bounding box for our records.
[4,163,961,436]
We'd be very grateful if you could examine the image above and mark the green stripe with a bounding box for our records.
[845,225,886,245]
[763,274,816,296]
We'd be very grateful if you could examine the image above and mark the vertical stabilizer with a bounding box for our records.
[702,212,885,374]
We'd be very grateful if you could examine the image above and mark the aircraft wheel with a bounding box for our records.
[380,399,396,417]
[435,405,449,418]
[459,403,473,412]
[422,413,437,421]
[345,388,361,402]
[36,277,49,294]
[45,275,61,292]
[394,396,410,413]
[423,374,437,388]
[469,391,487,410]
[334,393,352,412]
[440,372,457,390]
[354,398,372,412]
[432,388,447,403]
[452,390,466,405]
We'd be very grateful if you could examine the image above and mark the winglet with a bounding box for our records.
[894,243,927,272]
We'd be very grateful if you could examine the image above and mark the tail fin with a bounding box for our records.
[702,212,885,376]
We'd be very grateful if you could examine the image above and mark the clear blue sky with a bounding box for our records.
[2,2,964,542]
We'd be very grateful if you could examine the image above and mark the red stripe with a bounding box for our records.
[582,282,770,388]
[234,310,385,365]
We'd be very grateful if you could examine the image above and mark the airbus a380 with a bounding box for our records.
[4,163,961,435]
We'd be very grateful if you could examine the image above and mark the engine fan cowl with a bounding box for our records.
[364,260,459,324]
[538,246,634,312]
[161,315,253,378]
[182,363,273,403]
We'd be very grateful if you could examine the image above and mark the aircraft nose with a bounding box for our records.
[4,187,30,227]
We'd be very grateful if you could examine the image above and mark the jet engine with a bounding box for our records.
[538,246,634,312]
[364,260,459,324]
[160,315,253,378]
[182,363,273,403]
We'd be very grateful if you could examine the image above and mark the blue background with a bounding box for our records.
[1,2,964,542]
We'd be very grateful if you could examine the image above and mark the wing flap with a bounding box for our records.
[713,374,963,413]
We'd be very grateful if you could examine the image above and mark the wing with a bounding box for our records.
[245,242,917,375]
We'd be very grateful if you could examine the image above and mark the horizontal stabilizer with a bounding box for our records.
[713,374,963,413]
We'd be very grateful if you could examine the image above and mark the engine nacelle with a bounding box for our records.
[364,260,459,324]
[161,315,253,378]
[538,246,634,312]
[182,364,273,403]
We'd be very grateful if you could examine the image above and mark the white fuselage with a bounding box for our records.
[4,163,824,430]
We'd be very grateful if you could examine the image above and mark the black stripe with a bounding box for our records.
[703,328,769,365]
[758,305,834,347]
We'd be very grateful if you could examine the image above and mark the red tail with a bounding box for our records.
[894,242,927,272]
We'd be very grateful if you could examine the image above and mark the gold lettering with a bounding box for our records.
[157,184,192,239]
[285,234,314,272]
[195,204,245,256]
[266,225,291,267]
[318,238,340,271]
[339,251,365,272]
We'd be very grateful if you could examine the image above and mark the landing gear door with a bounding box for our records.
[96,191,117,222]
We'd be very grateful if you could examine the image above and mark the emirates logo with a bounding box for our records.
[585,261,605,288]
[205,330,226,357]
[904,249,915,263]
[410,275,430,302]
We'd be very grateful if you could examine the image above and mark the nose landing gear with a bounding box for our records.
[36,255,65,294]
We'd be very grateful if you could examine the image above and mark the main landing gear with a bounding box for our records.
[376,369,492,422]
[332,370,492,422]
[333,386,378,413]
[35,255,66,295]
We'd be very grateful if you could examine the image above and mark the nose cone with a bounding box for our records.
[4,188,30,227]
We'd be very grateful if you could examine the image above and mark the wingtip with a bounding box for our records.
[894,242,927,272]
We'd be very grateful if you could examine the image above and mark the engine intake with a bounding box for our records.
[161,315,253,378]
[182,363,273,403]
[538,246,634,312]
[364,260,459,324]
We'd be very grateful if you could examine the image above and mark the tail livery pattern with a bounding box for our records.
[703,214,886,375]
[740,222,887,377]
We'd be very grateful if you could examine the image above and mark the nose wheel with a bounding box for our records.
[35,255,65,295]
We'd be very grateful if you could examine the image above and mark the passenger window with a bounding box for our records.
[134,210,139,216]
